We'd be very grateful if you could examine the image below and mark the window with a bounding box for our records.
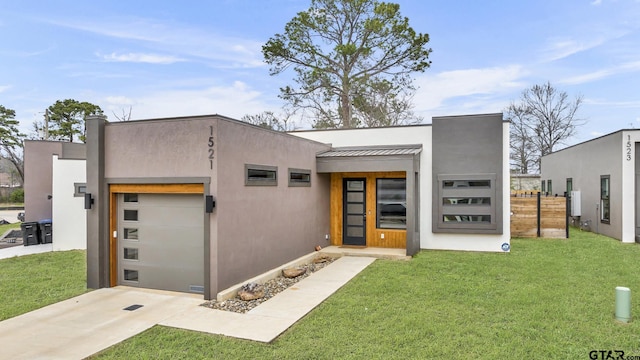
[376,178,406,229]
[601,175,610,223]
[123,269,139,282]
[124,228,138,240]
[288,168,311,187]
[245,164,277,186]
[541,180,546,193]
[124,248,139,260]
[123,210,138,221]
[435,174,497,233]
[566,178,573,197]
[547,180,553,195]
[124,193,138,202]
[73,183,87,197]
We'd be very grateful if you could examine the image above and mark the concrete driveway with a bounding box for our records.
[0,256,377,359]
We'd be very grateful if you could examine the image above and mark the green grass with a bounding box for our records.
[90,229,640,359]
[0,222,21,235]
[0,250,88,321]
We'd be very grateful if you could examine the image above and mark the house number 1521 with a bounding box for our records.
[208,126,215,169]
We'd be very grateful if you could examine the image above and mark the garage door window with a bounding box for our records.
[124,228,138,240]
[124,193,138,202]
[124,248,139,260]
[124,269,139,282]
[124,210,138,221]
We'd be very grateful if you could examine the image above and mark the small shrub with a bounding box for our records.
[8,188,23,203]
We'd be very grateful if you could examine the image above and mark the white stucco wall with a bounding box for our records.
[52,155,87,250]
[292,123,511,252]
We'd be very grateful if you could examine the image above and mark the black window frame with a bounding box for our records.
[435,174,497,233]
[600,175,610,224]
[376,178,407,230]
[245,164,278,186]
[288,168,311,187]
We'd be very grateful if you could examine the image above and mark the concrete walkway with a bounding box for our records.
[0,256,375,359]
[0,243,53,260]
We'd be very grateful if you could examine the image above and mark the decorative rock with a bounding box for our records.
[282,267,306,278]
[313,255,332,264]
[238,283,265,301]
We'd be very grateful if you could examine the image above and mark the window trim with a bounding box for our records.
[376,178,407,230]
[435,173,497,232]
[73,182,87,198]
[288,168,311,187]
[245,164,278,186]
[600,175,610,224]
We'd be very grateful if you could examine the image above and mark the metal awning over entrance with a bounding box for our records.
[316,144,422,173]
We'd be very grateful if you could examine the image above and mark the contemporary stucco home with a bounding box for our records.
[25,112,509,300]
[541,129,640,243]
[23,140,86,251]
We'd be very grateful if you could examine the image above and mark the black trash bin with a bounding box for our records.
[38,219,52,244]
[21,222,40,246]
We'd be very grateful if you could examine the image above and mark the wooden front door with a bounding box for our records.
[343,178,367,246]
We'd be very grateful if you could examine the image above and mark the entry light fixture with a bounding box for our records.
[205,195,216,213]
[84,193,94,210]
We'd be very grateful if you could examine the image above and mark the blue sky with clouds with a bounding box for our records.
[1,0,639,145]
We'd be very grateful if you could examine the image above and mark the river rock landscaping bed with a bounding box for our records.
[201,255,336,314]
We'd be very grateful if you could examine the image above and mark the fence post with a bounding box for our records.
[565,194,570,239]
[537,191,541,238]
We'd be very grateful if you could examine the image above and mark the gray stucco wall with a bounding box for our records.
[216,119,331,290]
[541,132,622,239]
[431,113,504,234]
[87,115,331,297]
[24,141,86,222]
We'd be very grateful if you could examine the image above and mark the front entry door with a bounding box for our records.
[343,178,366,246]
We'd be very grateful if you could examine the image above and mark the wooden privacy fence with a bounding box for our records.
[510,192,568,238]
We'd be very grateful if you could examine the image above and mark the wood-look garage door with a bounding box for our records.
[117,193,204,294]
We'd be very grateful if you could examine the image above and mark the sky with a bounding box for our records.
[1,0,639,146]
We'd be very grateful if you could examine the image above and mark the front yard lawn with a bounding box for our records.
[91,229,640,359]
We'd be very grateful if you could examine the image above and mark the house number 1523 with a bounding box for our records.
[208,126,215,169]
[627,135,632,161]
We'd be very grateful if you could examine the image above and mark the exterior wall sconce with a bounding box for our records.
[205,195,216,213]
[84,193,94,210]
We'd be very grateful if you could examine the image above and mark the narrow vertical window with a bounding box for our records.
[600,175,610,223]
[547,180,553,195]
[541,180,546,193]
[566,178,573,197]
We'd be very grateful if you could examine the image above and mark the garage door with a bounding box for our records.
[117,193,204,294]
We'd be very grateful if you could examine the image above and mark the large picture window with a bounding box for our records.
[376,178,406,229]
[600,175,610,223]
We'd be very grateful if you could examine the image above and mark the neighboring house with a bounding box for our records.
[24,140,87,251]
[541,129,639,243]
[27,112,509,300]
[510,173,541,191]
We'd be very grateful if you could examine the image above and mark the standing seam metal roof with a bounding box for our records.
[317,145,422,158]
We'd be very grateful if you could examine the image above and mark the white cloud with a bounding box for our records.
[107,81,277,121]
[590,131,604,137]
[540,37,607,62]
[412,65,528,115]
[591,0,602,5]
[49,17,265,69]
[99,52,184,64]
[0,85,10,93]
[560,60,640,85]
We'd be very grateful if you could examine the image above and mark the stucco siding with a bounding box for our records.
[216,119,331,290]
[541,132,623,240]
[52,156,86,250]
